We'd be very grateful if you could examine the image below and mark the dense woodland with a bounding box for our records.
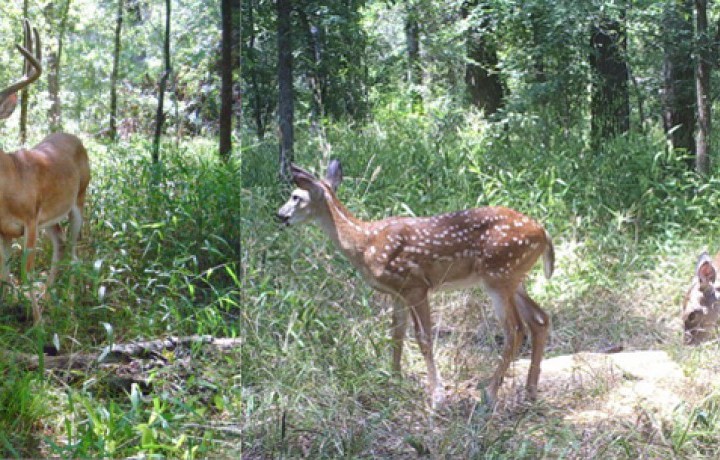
[0,0,241,457]
[243,0,720,176]
[242,0,720,458]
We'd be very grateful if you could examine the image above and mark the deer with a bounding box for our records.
[0,20,91,324]
[277,159,554,408]
[682,251,720,345]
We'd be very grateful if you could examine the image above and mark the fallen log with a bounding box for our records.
[1,335,243,371]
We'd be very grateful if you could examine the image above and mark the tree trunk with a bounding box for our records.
[220,0,233,159]
[238,0,243,147]
[110,0,124,141]
[661,0,695,166]
[695,0,711,175]
[463,1,504,116]
[590,15,630,150]
[405,2,422,111]
[246,0,266,139]
[529,9,546,84]
[277,0,294,181]
[45,0,72,132]
[233,0,241,139]
[297,8,325,129]
[152,0,172,164]
[20,0,29,144]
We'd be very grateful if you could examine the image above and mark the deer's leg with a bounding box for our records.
[514,283,550,400]
[23,219,42,324]
[0,237,10,282]
[23,219,38,279]
[68,205,83,261]
[46,224,66,287]
[485,285,524,404]
[404,288,445,408]
[391,301,408,374]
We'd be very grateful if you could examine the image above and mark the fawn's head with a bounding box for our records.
[277,160,343,226]
[683,252,720,345]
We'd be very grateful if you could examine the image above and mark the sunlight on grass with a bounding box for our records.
[242,113,720,458]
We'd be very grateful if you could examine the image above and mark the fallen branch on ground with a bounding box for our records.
[1,335,243,371]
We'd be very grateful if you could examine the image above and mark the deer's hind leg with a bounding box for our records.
[485,284,524,405]
[46,224,66,288]
[514,283,550,400]
[390,299,408,374]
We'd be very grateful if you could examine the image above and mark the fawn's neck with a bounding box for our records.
[315,190,372,262]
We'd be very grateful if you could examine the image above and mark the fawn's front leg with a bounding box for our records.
[404,288,445,409]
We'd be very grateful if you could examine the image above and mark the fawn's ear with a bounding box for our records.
[325,159,343,192]
[290,164,324,199]
[697,252,717,286]
[0,91,18,119]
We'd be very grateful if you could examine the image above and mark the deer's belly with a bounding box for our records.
[434,272,486,291]
[0,212,68,239]
[358,257,488,294]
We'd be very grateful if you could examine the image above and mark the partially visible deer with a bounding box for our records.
[0,21,91,324]
[277,160,554,408]
[682,251,720,345]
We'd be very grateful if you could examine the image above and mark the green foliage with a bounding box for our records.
[241,104,720,456]
[0,0,224,136]
[49,386,209,458]
[243,0,370,136]
[84,138,239,337]
[669,393,720,456]
[0,366,48,458]
[1,138,240,340]
[0,139,239,457]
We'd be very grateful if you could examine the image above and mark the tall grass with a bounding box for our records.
[241,108,720,457]
[0,138,240,458]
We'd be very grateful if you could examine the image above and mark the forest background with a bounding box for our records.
[242,0,720,458]
[4,0,720,457]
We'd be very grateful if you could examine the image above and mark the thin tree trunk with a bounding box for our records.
[238,0,243,148]
[110,0,124,141]
[405,2,422,111]
[529,10,546,84]
[297,8,324,129]
[277,0,294,181]
[662,0,695,167]
[696,0,711,175]
[152,0,172,164]
[234,0,241,141]
[247,0,265,139]
[462,0,504,115]
[590,15,629,150]
[20,0,29,144]
[46,0,72,132]
[220,0,233,159]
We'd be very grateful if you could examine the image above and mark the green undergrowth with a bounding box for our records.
[0,137,240,458]
[241,110,720,457]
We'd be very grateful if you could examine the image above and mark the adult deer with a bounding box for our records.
[277,160,554,408]
[0,21,91,324]
[682,251,720,345]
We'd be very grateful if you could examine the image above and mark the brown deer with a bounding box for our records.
[682,251,720,345]
[277,160,554,408]
[0,21,91,324]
